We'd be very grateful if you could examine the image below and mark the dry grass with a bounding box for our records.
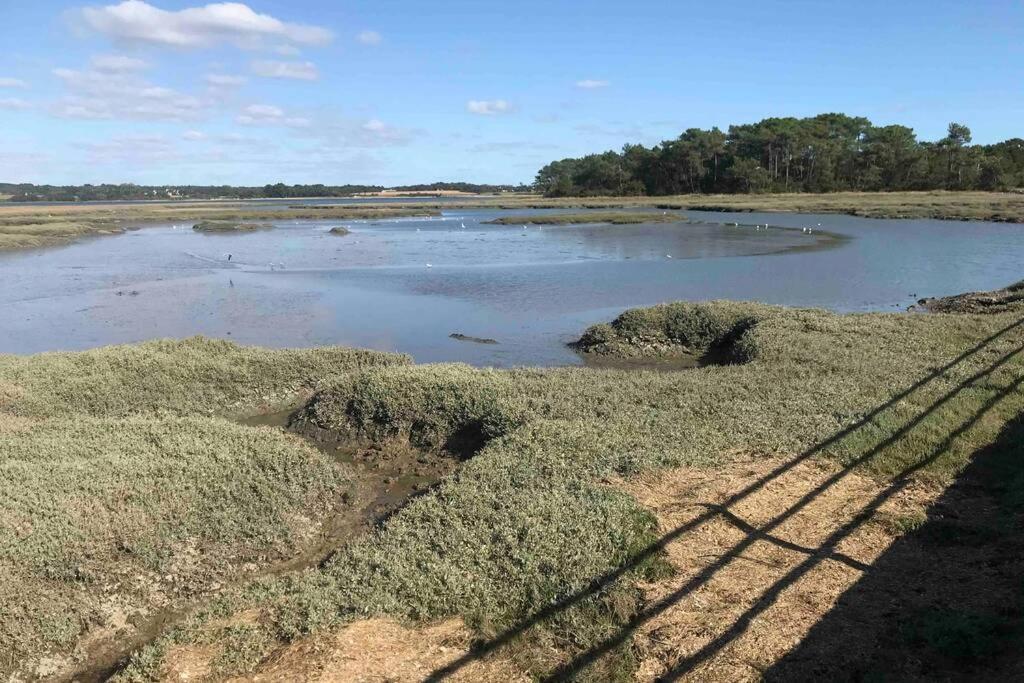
[435,190,1024,222]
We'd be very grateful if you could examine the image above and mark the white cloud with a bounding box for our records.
[466,99,511,115]
[204,73,247,86]
[0,98,32,111]
[52,63,206,121]
[235,103,309,127]
[251,60,318,81]
[182,129,206,140]
[77,1,333,49]
[90,54,148,72]
[81,134,179,165]
[357,119,410,145]
[0,78,28,88]
[575,79,610,89]
[356,30,381,45]
[292,117,419,149]
[274,44,300,56]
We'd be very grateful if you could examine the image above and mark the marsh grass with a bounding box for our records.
[437,190,1024,223]
[0,417,347,661]
[107,302,1024,680]
[0,205,439,251]
[191,221,273,232]
[0,337,409,676]
[0,336,408,419]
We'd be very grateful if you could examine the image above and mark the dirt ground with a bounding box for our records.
[619,456,939,682]
[160,619,528,683]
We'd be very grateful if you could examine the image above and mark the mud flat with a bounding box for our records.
[484,211,681,225]
[911,279,1024,314]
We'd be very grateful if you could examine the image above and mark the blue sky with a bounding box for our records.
[2,0,1022,186]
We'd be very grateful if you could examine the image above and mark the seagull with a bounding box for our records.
[426,263,433,268]
[666,254,672,259]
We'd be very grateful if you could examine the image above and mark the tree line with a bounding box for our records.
[534,114,1024,196]
[1,181,530,202]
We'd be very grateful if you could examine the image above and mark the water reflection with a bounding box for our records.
[0,207,1021,367]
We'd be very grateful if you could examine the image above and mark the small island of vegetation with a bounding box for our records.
[192,220,273,232]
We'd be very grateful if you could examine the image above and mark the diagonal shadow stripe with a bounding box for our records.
[658,370,1024,680]
[426,317,1024,682]
[551,345,1024,681]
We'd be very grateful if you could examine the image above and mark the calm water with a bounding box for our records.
[1,206,1021,366]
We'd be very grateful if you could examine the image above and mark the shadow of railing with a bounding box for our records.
[426,317,1024,682]
[651,368,1024,681]
[763,412,1024,680]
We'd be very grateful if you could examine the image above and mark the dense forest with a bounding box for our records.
[0,181,528,202]
[535,114,1024,196]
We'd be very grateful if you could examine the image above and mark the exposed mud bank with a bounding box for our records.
[911,280,1024,314]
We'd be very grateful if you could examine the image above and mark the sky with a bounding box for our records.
[1,0,1022,186]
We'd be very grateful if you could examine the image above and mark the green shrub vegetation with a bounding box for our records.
[0,336,408,418]
[192,221,273,232]
[104,301,1024,680]
[0,338,407,675]
[535,115,1024,196]
[0,416,347,662]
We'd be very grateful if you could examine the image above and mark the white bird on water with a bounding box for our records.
[666,254,672,259]
[426,263,433,268]
[461,222,466,228]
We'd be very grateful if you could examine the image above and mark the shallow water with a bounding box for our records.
[1,205,1021,366]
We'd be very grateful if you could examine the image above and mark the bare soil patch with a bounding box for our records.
[183,618,530,682]
[619,457,939,681]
